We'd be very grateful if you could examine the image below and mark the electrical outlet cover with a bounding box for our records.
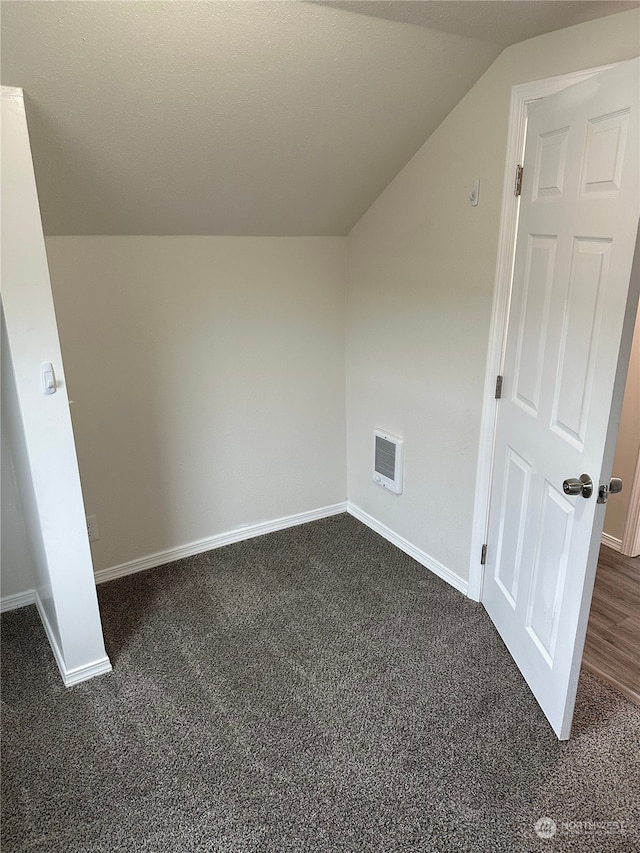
[86,515,100,542]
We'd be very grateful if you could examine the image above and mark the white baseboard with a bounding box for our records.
[1,589,36,613]
[34,591,112,686]
[94,502,349,585]
[601,532,622,552]
[34,590,64,676]
[62,656,113,687]
[6,504,463,683]
[346,503,468,596]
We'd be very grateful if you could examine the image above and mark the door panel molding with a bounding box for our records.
[469,64,617,602]
[474,60,640,738]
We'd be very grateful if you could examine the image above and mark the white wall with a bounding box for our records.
[45,237,347,574]
[346,10,640,584]
[0,429,34,601]
[1,315,36,602]
[6,11,638,604]
[1,88,110,681]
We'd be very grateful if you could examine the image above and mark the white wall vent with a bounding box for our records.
[373,430,404,494]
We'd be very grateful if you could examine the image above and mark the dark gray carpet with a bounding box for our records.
[2,514,639,852]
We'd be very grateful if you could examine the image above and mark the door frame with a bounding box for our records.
[468,63,619,602]
[621,448,640,556]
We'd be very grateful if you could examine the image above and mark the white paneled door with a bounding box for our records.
[483,59,640,739]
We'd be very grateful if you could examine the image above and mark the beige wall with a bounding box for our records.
[604,306,640,543]
[45,237,347,573]
[5,11,638,599]
[346,10,640,583]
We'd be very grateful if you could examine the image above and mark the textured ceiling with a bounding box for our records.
[1,1,637,236]
[320,1,639,46]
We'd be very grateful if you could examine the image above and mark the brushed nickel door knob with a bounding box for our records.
[563,474,593,498]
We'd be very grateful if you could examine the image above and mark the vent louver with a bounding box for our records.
[375,437,396,480]
[373,430,404,495]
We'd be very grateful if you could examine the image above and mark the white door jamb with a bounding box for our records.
[622,449,640,556]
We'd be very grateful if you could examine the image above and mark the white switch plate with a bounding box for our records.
[86,515,100,542]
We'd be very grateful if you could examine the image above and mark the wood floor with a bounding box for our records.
[582,545,640,706]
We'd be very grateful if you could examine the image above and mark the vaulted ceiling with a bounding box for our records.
[1,1,637,235]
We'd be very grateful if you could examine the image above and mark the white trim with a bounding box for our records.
[1,86,24,102]
[0,589,36,613]
[621,448,640,557]
[347,502,468,596]
[94,502,348,585]
[600,532,623,553]
[469,64,618,603]
[62,656,113,687]
[34,590,66,677]
[34,591,112,686]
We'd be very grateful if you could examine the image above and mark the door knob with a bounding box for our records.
[562,474,593,498]
[609,477,623,494]
[597,477,623,504]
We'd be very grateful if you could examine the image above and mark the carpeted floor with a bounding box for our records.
[1,514,639,852]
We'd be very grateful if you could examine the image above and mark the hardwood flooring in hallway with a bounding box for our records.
[582,545,640,706]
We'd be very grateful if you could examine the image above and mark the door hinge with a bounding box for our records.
[514,164,523,197]
[481,544,488,565]
[495,375,503,399]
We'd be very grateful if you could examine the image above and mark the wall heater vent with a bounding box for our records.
[373,430,404,495]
